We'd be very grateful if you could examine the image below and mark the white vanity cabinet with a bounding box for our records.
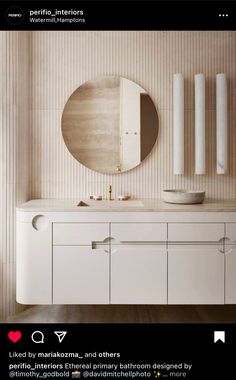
[16,200,236,305]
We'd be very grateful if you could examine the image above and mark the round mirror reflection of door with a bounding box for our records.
[61,76,159,174]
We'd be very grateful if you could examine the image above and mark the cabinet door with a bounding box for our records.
[111,245,167,304]
[53,246,109,304]
[168,245,224,304]
[225,246,236,304]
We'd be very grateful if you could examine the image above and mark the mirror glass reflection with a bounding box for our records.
[61,76,159,174]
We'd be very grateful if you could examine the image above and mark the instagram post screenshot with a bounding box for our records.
[0,0,236,378]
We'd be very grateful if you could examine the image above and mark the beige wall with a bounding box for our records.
[0,32,31,319]
[31,31,236,200]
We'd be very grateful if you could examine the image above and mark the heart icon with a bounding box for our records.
[8,331,22,343]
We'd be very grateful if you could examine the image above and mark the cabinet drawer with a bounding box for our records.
[53,223,109,245]
[168,223,224,242]
[226,223,236,242]
[111,223,167,242]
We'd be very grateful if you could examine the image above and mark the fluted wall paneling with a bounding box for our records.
[0,32,31,319]
[31,31,236,200]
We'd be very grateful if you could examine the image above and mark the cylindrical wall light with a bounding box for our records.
[173,73,184,174]
[195,74,206,175]
[216,73,228,174]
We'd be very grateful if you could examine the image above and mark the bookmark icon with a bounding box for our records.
[54,331,67,343]
[214,331,225,343]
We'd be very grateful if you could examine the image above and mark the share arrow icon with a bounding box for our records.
[54,331,67,343]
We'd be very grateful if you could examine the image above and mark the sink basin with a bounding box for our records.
[108,200,144,208]
[77,200,144,208]
[162,190,205,204]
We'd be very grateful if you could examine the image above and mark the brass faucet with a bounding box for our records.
[108,185,113,201]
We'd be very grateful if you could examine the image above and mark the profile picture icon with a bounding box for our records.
[5,6,24,25]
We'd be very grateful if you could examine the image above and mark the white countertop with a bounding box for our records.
[16,199,236,212]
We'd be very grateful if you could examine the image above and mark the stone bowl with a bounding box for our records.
[162,190,205,204]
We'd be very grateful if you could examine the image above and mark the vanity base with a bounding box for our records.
[16,200,236,305]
